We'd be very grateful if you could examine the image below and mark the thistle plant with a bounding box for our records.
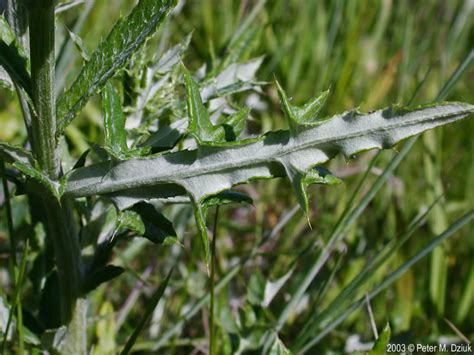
[0,0,473,353]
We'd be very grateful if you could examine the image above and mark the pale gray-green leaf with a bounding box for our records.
[65,102,473,205]
[200,57,263,102]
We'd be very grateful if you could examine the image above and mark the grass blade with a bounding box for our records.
[120,267,173,355]
[299,210,474,352]
[293,197,440,350]
[1,241,29,353]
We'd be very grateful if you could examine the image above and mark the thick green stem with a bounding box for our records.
[28,0,60,178]
[27,0,83,336]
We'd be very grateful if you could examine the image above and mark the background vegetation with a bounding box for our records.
[0,0,473,353]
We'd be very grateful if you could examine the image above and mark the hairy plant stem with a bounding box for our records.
[27,0,84,344]
[28,0,60,178]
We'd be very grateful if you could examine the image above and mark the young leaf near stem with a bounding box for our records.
[57,0,177,132]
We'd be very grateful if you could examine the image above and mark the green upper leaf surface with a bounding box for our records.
[0,15,31,97]
[56,0,177,132]
[65,102,473,205]
[102,82,129,159]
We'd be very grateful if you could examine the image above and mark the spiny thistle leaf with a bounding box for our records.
[275,79,329,134]
[0,15,32,97]
[64,101,474,264]
[286,166,342,215]
[56,0,177,132]
[183,65,248,145]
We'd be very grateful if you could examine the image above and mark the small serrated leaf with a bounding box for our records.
[67,28,90,62]
[129,202,177,244]
[102,82,149,159]
[216,108,249,141]
[281,163,341,214]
